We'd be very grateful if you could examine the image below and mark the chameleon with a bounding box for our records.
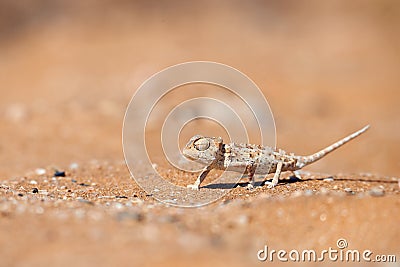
[183,125,370,190]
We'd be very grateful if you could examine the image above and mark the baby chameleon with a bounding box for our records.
[183,125,369,190]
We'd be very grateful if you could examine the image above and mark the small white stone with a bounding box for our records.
[35,206,44,214]
[5,104,27,122]
[304,189,313,196]
[319,187,329,195]
[29,180,38,185]
[344,188,354,194]
[38,190,48,195]
[114,203,124,210]
[369,187,385,197]
[69,163,79,170]
[291,191,303,198]
[236,215,249,226]
[276,208,284,217]
[74,209,85,219]
[35,168,46,175]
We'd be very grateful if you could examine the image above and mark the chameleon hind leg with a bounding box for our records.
[246,165,257,190]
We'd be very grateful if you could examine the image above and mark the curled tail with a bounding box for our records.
[296,125,370,169]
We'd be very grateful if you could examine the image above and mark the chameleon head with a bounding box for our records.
[182,135,223,165]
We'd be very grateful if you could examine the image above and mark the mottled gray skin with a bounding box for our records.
[183,125,370,190]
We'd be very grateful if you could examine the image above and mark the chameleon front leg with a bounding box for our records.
[265,161,283,188]
[246,165,256,190]
[187,165,213,190]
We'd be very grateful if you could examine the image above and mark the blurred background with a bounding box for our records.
[0,0,399,177]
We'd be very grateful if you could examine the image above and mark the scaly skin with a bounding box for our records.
[183,125,370,190]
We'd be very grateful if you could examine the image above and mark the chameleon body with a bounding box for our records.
[183,125,370,190]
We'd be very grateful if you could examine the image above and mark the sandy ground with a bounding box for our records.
[0,1,399,266]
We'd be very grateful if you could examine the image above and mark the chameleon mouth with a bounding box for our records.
[183,154,195,160]
[182,150,195,160]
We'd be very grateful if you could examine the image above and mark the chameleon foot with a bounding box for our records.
[293,170,302,179]
[246,183,255,190]
[265,181,277,189]
[187,184,200,190]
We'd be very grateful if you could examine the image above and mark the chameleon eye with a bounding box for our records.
[194,138,210,151]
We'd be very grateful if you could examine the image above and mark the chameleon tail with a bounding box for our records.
[296,125,370,169]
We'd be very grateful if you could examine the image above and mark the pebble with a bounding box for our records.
[35,206,44,214]
[5,104,27,122]
[74,209,86,219]
[319,187,329,195]
[116,211,144,222]
[0,184,10,189]
[69,163,79,170]
[236,215,249,226]
[114,203,124,210]
[291,191,303,198]
[323,177,334,182]
[35,168,46,175]
[29,180,38,185]
[78,199,94,205]
[32,188,39,193]
[369,187,385,197]
[130,198,144,205]
[54,171,66,177]
[38,190,48,195]
[344,188,354,194]
[304,189,313,196]
[361,173,373,178]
